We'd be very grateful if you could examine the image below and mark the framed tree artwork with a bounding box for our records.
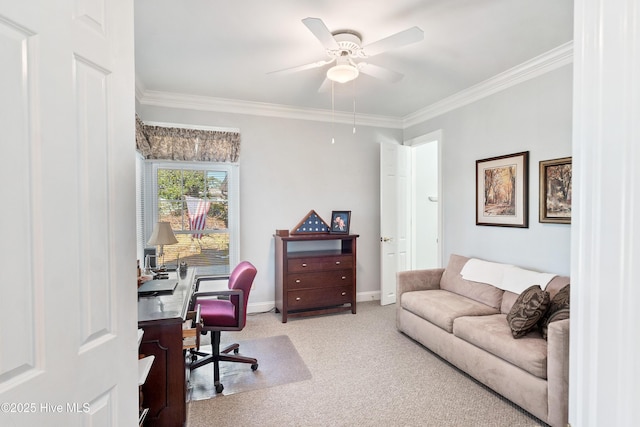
[476,151,529,228]
[539,157,572,224]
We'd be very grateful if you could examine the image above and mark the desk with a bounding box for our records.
[138,268,196,427]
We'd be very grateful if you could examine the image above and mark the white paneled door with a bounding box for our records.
[380,142,410,305]
[0,1,137,426]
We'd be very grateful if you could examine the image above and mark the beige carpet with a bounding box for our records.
[188,302,548,427]
[188,335,311,400]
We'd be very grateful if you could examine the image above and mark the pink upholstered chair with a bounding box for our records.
[189,261,258,393]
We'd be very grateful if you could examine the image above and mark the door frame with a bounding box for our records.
[404,129,443,269]
[379,130,443,306]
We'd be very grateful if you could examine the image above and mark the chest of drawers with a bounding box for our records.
[274,233,358,323]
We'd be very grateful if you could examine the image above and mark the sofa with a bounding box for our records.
[396,254,570,427]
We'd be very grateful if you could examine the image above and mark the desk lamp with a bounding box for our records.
[147,221,178,270]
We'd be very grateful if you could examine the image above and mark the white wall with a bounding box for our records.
[136,104,402,308]
[404,65,573,275]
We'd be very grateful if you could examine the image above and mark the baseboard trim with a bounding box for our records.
[356,291,381,303]
[247,291,382,315]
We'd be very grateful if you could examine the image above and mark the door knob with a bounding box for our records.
[381,237,392,242]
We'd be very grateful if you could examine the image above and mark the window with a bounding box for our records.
[145,161,239,275]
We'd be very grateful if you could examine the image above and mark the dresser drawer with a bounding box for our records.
[287,270,353,290]
[287,255,353,273]
[287,286,353,310]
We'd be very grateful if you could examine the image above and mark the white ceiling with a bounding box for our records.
[134,0,573,119]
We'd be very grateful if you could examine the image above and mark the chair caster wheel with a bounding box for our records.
[251,363,258,371]
[234,348,239,354]
[215,383,224,393]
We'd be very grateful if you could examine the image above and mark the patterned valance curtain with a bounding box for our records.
[135,115,240,162]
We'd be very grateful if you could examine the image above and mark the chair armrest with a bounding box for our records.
[195,274,230,282]
[546,318,570,427]
[396,268,444,299]
[194,274,231,292]
[193,288,243,300]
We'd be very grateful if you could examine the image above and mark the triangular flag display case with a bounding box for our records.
[290,210,330,234]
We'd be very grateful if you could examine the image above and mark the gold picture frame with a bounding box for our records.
[476,151,529,228]
[539,157,572,224]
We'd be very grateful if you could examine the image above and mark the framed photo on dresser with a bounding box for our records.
[330,211,351,234]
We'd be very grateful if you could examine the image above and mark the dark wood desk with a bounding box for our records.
[138,268,196,427]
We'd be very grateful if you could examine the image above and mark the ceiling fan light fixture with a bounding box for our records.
[327,63,359,83]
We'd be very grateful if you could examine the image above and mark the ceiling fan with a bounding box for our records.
[269,17,424,91]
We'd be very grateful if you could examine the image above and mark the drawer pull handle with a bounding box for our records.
[335,261,341,265]
[295,279,301,283]
[301,263,307,267]
[341,276,346,280]
[296,297,301,301]
[341,292,347,296]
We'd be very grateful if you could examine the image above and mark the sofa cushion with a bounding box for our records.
[401,289,499,333]
[500,290,519,314]
[539,284,570,340]
[544,276,571,299]
[440,254,504,309]
[507,285,550,338]
[453,314,548,379]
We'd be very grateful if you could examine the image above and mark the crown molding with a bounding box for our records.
[135,41,573,131]
[136,88,404,129]
[402,41,573,128]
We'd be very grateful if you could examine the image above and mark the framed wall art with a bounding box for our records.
[539,157,572,224]
[476,151,529,228]
[330,211,351,234]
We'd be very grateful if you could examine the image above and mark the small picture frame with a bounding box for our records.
[476,151,529,228]
[539,157,572,224]
[330,211,351,234]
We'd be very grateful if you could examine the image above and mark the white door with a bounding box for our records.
[0,1,137,426]
[380,142,410,305]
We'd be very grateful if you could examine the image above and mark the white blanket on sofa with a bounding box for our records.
[460,258,556,294]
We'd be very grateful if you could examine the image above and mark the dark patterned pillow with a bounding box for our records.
[539,284,570,340]
[506,285,550,338]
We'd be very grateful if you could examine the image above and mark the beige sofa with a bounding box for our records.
[396,254,569,427]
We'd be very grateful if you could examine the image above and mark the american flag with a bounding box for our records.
[185,196,211,239]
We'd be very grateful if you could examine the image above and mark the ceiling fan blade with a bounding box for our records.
[362,26,424,57]
[317,78,332,93]
[268,59,335,75]
[302,17,340,50]
[358,63,404,83]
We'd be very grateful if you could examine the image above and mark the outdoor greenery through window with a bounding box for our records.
[156,166,231,272]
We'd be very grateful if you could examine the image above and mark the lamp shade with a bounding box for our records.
[147,222,178,246]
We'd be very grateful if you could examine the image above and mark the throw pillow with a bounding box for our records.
[539,284,570,340]
[506,285,550,338]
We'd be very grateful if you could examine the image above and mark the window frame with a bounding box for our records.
[142,160,240,271]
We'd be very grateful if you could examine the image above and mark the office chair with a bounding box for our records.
[189,261,258,393]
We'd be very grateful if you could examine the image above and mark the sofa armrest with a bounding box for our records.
[546,318,570,427]
[396,268,444,299]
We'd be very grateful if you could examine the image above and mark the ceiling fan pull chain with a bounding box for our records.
[352,80,357,134]
[331,80,336,144]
